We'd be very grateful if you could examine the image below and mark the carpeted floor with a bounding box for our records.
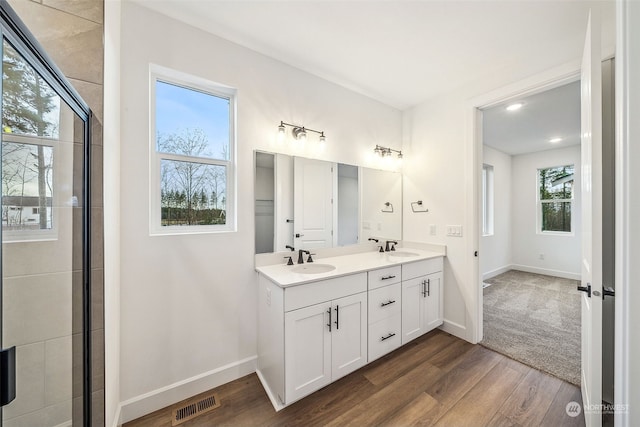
[481,270,581,386]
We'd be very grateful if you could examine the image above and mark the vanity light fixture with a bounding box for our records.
[277,121,326,144]
[374,144,403,160]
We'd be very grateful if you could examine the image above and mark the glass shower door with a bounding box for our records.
[0,13,90,425]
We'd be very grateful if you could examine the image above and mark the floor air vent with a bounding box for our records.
[171,392,220,426]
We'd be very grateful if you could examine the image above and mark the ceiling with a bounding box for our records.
[482,80,581,156]
[130,0,615,111]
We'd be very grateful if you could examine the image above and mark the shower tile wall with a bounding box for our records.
[6,0,105,426]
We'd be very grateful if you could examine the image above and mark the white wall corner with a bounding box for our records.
[120,356,257,424]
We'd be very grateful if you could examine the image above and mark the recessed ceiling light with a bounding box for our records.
[505,102,524,111]
[549,137,563,143]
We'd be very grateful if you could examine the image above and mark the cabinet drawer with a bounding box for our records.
[402,257,443,280]
[368,283,401,324]
[368,265,402,290]
[368,314,402,362]
[284,273,367,312]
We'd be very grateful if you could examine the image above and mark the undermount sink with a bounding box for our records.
[388,251,419,258]
[291,263,336,274]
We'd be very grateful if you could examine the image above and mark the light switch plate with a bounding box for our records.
[446,225,463,237]
[430,224,437,236]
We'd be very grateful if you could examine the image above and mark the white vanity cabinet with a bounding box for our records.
[256,251,445,411]
[401,258,444,344]
[257,272,367,407]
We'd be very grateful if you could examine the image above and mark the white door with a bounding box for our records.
[284,301,332,403]
[274,153,294,251]
[294,157,334,250]
[401,276,424,344]
[331,292,368,381]
[424,272,443,332]
[579,10,603,427]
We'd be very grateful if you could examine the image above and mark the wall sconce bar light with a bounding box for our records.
[278,121,326,144]
[374,144,403,159]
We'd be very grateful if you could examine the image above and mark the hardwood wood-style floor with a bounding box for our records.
[125,330,585,427]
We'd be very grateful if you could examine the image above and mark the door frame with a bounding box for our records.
[465,61,581,344]
[0,1,93,424]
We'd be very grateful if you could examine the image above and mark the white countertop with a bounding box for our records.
[256,248,444,287]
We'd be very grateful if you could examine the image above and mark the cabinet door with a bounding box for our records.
[331,292,368,381]
[401,276,424,344]
[423,271,443,332]
[285,301,332,403]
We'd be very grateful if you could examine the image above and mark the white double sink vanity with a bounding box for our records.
[255,246,445,410]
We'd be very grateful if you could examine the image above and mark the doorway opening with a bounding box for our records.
[478,81,583,386]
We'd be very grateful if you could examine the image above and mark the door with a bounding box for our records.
[578,10,603,427]
[0,4,92,425]
[401,276,424,344]
[423,272,443,332]
[284,301,332,403]
[331,292,367,381]
[293,157,334,249]
[274,153,293,251]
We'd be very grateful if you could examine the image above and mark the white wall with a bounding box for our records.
[402,62,598,342]
[118,2,402,422]
[480,145,512,279]
[104,0,121,425]
[511,146,582,279]
[617,1,640,424]
[360,168,402,242]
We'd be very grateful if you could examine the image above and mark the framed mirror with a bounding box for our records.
[254,150,402,254]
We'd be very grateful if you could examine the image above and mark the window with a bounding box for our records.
[538,164,574,233]
[2,40,62,240]
[150,66,236,234]
[482,164,494,236]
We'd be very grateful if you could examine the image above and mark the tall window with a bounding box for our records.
[2,40,61,240]
[538,164,574,233]
[151,67,236,234]
[482,164,494,236]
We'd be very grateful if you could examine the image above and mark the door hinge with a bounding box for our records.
[1,346,16,407]
[577,283,592,298]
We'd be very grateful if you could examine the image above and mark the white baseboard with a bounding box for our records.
[256,369,285,412]
[120,355,257,424]
[440,319,468,342]
[511,264,580,281]
[110,403,122,427]
[482,265,512,281]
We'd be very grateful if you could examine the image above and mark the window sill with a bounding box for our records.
[538,230,575,237]
[149,226,237,236]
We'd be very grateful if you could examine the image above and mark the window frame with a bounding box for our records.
[482,163,494,236]
[537,163,574,236]
[149,65,237,235]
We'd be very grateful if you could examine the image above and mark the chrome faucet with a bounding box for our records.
[385,240,398,252]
